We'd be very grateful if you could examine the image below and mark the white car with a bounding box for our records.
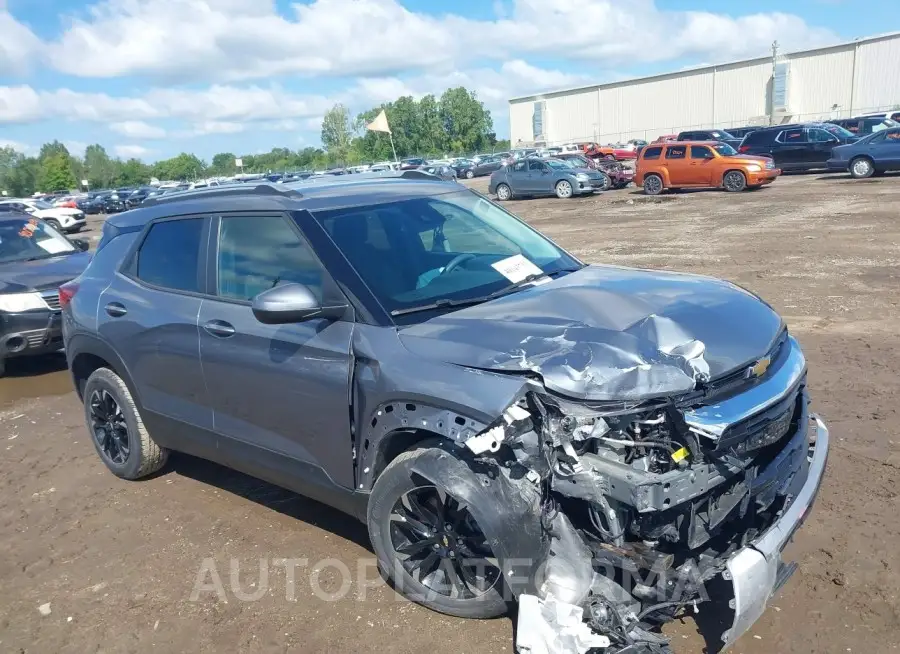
[0,199,86,233]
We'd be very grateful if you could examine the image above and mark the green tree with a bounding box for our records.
[321,103,355,165]
[210,152,237,176]
[39,140,70,162]
[37,152,78,192]
[84,144,115,188]
[115,158,150,186]
[153,153,206,181]
[439,87,494,154]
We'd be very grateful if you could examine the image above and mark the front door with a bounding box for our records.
[98,217,214,444]
[688,145,715,186]
[198,213,356,489]
[808,128,839,167]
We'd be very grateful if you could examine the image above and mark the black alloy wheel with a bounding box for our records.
[89,389,130,465]
[389,486,501,600]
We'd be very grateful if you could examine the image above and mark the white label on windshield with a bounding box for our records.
[36,238,69,254]
[491,254,543,283]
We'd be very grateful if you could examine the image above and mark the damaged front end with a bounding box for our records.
[417,334,829,654]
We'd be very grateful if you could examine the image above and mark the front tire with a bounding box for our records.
[849,156,874,179]
[368,447,507,619]
[45,218,62,231]
[723,170,747,192]
[604,154,615,161]
[495,183,512,201]
[643,173,664,195]
[555,179,574,199]
[595,172,611,191]
[83,367,168,479]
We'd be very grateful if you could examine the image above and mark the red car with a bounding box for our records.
[583,142,638,161]
[653,134,679,144]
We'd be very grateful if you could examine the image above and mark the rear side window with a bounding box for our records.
[665,146,686,159]
[779,128,806,142]
[642,146,662,160]
[136,218,204,293]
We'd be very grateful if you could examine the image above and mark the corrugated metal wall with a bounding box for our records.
[509,33,900,146]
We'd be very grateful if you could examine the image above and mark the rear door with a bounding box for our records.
[98,216,214,443]
[197,213,356,489]
[773,128,807,169]
[664,144,690,184]
[505,160,528,192]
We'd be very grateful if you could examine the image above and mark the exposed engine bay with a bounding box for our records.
[412,334,827,654]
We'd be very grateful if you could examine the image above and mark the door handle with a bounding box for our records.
[203,319,235,338]
[104,302,127,317]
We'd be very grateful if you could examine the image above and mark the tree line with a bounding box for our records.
[0,86,509,196]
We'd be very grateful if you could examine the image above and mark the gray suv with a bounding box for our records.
[62,175,829,654]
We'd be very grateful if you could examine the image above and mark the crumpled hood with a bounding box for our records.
[398,265,784,401]
[0,251,91,294]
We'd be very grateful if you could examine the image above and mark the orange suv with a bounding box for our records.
[635,141,780,195]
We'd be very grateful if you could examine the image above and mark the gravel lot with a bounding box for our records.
[1,172,899,653]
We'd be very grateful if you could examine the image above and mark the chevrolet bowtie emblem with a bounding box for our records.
[748,356,771,378]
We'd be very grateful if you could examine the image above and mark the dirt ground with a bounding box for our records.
[1,172,899,653]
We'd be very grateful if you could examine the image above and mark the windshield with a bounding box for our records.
[314,189,581,320]
[824,124,855,138]
[0,217,76,263]
[872,119,899,133]
[714,143,738,156]
[710,130,734,139]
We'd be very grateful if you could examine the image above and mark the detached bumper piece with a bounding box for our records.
[721,415,830,648]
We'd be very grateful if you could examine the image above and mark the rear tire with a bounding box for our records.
[83,367,168,480]
[465,169,475,179]
[723,170,747,192]
[643,174,664,195]
[495,183,512,201]
[367,446,507,619]
[0,358,5,378]
[849,156,874,179]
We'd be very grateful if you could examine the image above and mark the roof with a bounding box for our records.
[107,173,461,230]
[509,31,900,103]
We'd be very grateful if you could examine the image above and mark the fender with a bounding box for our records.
[66,332,141,408]
[407,446,548,599]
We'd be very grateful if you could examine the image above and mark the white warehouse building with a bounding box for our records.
[508,31,900,147]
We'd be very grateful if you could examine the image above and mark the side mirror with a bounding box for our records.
[70,238,90,251]
[251,283,347,325]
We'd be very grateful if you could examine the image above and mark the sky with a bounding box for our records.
[0,0,892,162]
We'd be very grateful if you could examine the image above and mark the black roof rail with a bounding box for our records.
[140,183,302,207]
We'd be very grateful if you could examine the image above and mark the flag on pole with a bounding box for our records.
[366,109,391,134]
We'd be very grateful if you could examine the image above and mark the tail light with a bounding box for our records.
[738,145,750,153]
[59,281,80,309]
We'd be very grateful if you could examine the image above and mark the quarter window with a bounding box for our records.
[216,215,325,301]
[136,218,204,293]
[690,146,714,159]
[642,146,663,160]
[665,146,687,159]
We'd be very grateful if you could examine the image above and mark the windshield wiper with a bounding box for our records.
[390,296,490,317]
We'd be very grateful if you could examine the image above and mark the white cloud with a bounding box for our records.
[39,0,837,82]
[114,144,151,158]
[110,120,166,139]
[65,141,88,157]
[0,7,40,75]
[0,138,32,153]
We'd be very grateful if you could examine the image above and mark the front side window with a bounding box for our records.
[136,218,204,293]
[0,217,76,263]
[316,190,580,318]
[665,146,686,159]
[216,215,325,301]
[809,128,836,143]
[527,159,545,171]
[690,146,714,159]
[642,146,662,160]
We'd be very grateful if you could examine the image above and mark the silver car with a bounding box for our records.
[489,158,608,200]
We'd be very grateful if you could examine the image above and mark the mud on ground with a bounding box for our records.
[1,172,899,653]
